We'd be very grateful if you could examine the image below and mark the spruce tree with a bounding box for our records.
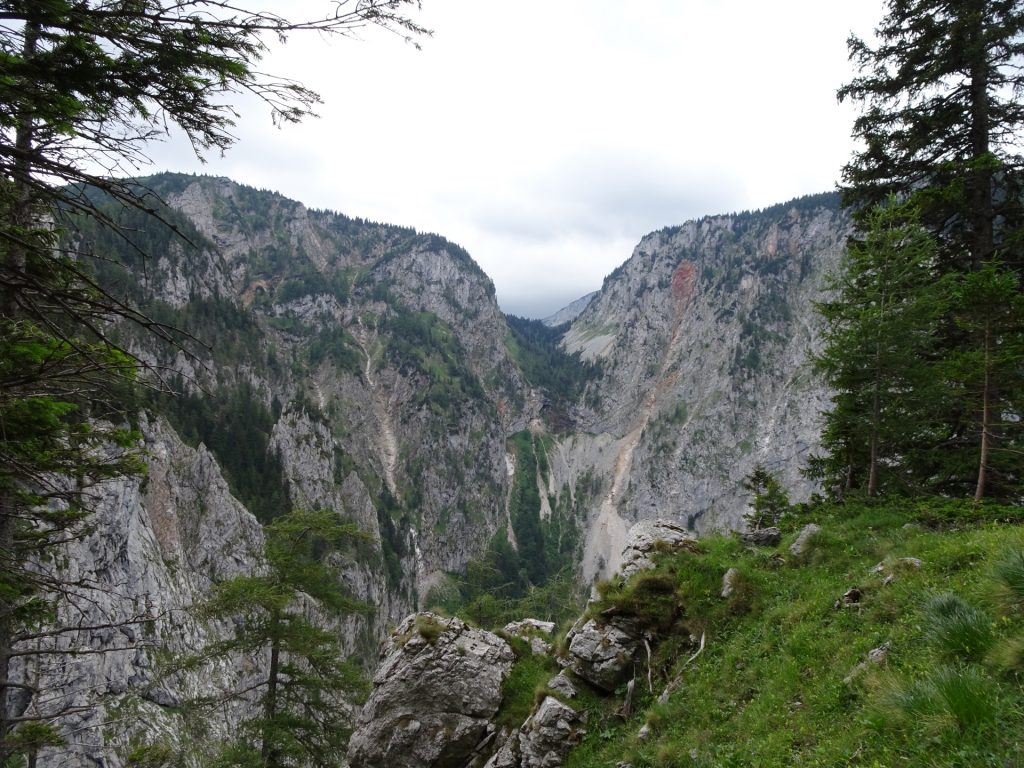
[192,509,369,768]
[839,0,1024,271]
[831,0,1024,498]
[0,2,428,761]
[812,200,948,497]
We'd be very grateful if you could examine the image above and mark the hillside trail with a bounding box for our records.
[582,263,696,584]
[354,319,399,496]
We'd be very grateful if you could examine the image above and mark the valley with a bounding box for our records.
[17,173,852,765]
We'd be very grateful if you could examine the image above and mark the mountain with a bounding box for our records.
[556,192,848,581]
[541,291,598,327]
[24,176,850,765]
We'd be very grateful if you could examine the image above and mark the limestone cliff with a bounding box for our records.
[556,193,849,581]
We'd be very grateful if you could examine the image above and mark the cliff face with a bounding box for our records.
[108,174,531,607]
[12,415,265,765]
[556,195,849,581]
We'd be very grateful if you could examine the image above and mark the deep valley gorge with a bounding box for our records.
[20,173,852,766]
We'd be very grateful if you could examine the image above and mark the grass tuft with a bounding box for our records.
[922,592,993,662]
[992,548,1024,611]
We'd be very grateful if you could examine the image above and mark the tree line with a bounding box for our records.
[813,0,1024,503]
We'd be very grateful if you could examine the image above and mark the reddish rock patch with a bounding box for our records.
[672,260,697,312]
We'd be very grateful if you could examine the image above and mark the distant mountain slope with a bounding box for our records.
[541,291,598,327]
[556,192,849,581]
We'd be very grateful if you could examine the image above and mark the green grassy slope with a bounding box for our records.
[566,500,1024,768]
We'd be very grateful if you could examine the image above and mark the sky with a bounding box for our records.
[144,1,888,318]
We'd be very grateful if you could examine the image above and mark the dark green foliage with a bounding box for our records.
[739,465,789,530]
[381,307,485,415]
[307,326,362,373]
[839,1,1024,272]
[508,432,550,587]
[812,200,950,497]
[190,509,369,768]
[375,488,410,593]
[828,1,1024,501]
[504,315,602,411]
[151,382,287,524]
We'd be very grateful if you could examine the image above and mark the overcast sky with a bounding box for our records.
[144,1,887,318]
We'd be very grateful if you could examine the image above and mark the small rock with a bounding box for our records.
[834,586,862,609]
[503,618,556,637]
[871,557,922,574]
[867,641,892,663]
[721,567,740,598]
[843,640,892,685]
[637,723,651,741]
[546,670,577,699]
[740,527,781,546]
[789,523,821,557]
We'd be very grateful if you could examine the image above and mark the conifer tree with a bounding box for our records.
[0,2,428,761]
[740,464,790,530]
[838,0,1024,271]
[831,0,1024,498]
[192,509,369,768]
[812,200,947,496]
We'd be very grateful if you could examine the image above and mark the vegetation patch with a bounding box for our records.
[565,500,1024,768]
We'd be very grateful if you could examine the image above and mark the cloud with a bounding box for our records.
[115,0,889,318]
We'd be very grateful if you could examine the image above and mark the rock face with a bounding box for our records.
[562,617,644,692]
[553,194,849,582]
[485,696,585,768]
[347,613,516,768]
[618,519,697,580]
[12,415,266,767]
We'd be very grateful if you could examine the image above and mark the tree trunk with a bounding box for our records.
[261,611,281,768]
[975,319,993,501]
[0,15,40,763]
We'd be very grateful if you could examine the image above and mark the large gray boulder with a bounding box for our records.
[561,616,643,692]
[347,613,516,768]
[484,696,585,768]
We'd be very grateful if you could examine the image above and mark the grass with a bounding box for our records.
[563,499,1024,768]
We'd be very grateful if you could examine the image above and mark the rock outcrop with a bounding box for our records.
[485,696,585,768]
[347,613,516,768]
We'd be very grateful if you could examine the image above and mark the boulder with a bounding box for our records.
[740,526,781,547]
[561,617,642,692]
[545,670,577,699]
[619,519,696,580]
[789,523,821,557]
[484,696,584,768]
[503,619,557,655]
[346,613,516,768]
